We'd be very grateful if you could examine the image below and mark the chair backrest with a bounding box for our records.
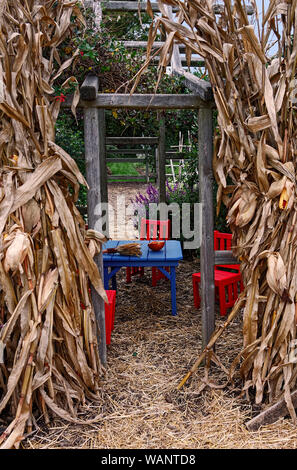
[214,230,240,271]
[139,219,170,240]
[214,230,232,250]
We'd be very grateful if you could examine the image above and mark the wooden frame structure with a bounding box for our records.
[63,74,237,365]
[63,1,243,364]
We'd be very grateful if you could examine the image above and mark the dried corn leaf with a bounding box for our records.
[8,156,62,215]
[247,115,271,132]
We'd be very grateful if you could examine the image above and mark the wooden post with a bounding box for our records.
[154,147,158,184]
[199,107,215,349]
[145,149,149,184]
[157,112,166,204]
[81,75,107,366]
[98,108,109,237]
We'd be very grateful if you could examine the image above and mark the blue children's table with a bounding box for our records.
[102,240,183,316]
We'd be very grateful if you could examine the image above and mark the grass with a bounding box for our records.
[107,161,150,183]
[107,162,142,176]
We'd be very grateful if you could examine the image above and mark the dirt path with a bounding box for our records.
[107,182,148,240]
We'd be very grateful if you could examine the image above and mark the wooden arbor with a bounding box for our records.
[63,74,238,365]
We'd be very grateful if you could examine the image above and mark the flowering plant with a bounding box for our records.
[131,180,197,230]
[165,180,190,204]
[131,183,160,223]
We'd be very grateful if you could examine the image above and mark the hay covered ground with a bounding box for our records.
[20,184,297,449]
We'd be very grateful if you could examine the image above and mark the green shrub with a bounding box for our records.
[55,111,87,207]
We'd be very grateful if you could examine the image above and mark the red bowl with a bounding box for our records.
[148,241,165,251]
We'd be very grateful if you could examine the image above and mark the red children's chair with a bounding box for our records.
[105,290,116,345]
[214,230,241,273]
[139,218,170,241]
[192,271,242,316]
[192,231,243,316]
[126,218,171,286]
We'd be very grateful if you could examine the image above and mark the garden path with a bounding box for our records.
[107,182,148,240]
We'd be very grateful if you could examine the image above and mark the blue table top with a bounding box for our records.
[103,240,183,264]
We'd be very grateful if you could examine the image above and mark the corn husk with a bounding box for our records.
[0,0,107,448]
[144,0,297,413]
[103,243,142,257]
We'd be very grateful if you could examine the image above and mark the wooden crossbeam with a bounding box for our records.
[99,1,254,15]
[214,251,238,265]
[166,151,185,156]
[149,55,205,65]
[165,156,188,161]
[106,158,146,163]
[123,41,188,52]
[133,54,205,64]
[107,175,148,181]
[106,137,159,145]
[173,69,213,102]
[122,42,205,64]
[63,93,213,109]
[107,153,189,161]
[106,149,147,154]
[100,1,167,12]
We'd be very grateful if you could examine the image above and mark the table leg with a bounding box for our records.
[170,266,177,316]
[104,266,109,290]
[112,270,117,291]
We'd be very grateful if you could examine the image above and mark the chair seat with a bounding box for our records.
[206,270,241,282]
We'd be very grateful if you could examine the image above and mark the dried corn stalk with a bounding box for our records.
[0,0,107,448]
[145,0,297,414]
[103,243,142,257]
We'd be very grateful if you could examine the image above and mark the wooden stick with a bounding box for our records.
[246,390,297,431]
[177,294,245,390]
